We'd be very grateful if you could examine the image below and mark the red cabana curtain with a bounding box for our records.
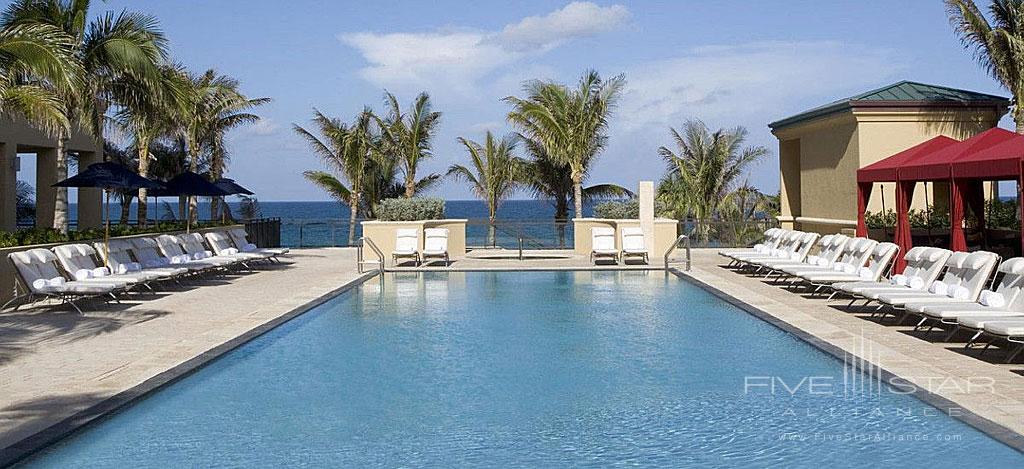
[856,182,873,237]
[950,179,967,252]
[894,180,915,273]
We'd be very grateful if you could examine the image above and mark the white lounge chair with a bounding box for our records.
[976,320,1024,362]
[781,237,875,281]
[392,228,420,266]
[875,251,999,322]
[155,234,237,269]
[226,227,289,260]
[799,242,899,294]
[138,236,219,273]
[620,227,649,263]
[731,231,809,269]
[422,228,450,265]
[2,249,120,313]
[590,227,618,263]
[718,228,785,265]
[914,258,1024,341]
[205,231,273,263]
[180,233,253,267]
[52,243,159,290]
[832,247,952,302]
[95,239,187,281]
[758,234,841,277]
[744,232,821,271]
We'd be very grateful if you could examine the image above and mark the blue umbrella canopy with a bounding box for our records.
[160,171,229,197]
[213,178,254,195]
[53,162,164,190]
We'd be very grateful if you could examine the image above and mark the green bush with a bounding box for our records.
[593,199,670,219]
[866,208,950,229]
[374,197,445,221]
[984,199,1020,230]
[0,220,235,248]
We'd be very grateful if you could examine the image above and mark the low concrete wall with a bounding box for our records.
[0,225,243,305]
[360,219,467,266]
[572,218,678,259]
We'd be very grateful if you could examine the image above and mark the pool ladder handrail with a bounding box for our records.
[663,234,691,271]
[357,236,385,274]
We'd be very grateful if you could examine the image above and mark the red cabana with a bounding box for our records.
[856,136,958,271]
[950,132,1024,253]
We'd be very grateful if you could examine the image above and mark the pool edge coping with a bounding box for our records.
[668,267,1024,454]
[0,270,380,467]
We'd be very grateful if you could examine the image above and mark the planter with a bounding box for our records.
[360,219,467,266]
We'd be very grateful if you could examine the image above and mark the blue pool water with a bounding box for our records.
[21,272,1024,467]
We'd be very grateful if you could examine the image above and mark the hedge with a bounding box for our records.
[0,220,235,249]
[374,197,445,221]
[593,199,669,219]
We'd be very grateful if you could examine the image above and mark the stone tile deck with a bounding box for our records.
[682,248,1024,450]
[0,248,372,464]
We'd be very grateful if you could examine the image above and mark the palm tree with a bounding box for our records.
[178,69,267,222]
[2,0,168,232]
[657,120,768,241]
[518,136,632,218]
[0,21,81,136]
[104,139,136,224]
[295,109,375,244]
[15,180,35,223]
[947,0,1024,131]
[505,69,625,218]
[448,131,523,244]
[378,91,442,198]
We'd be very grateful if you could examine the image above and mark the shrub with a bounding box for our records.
[374,197,445,221]
[0,220,236,248]
[593,199,670,219]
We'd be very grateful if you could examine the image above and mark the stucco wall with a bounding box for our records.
[573,218,678,259]
[360,220,468,266]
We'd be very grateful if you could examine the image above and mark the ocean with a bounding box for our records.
[63,199,596,249]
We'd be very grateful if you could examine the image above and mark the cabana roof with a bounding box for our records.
[856,136,958,183]
[951,132,1024,180]
[898,127,1018,181]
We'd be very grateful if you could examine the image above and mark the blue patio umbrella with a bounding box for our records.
[213,178,254,195]
[160,171,229,232]
[53,162,165,253]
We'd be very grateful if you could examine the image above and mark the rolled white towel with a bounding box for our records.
[225,248,239,255]
[788,252,802,261]
[47,277,65,287]
[193,252,205,260]
[908,276,925,290]
[114,263,129,275]
[169,255,184,264]
[979,290,1007,308]
[32,278,48,291]
[858,267,873,280]
[754,244,768,253]
[948,285,971,300]
[74,269,92,281]
[831,262,848,272]
[842,264,857,274]
[929,281,948,296]
[806,255,820,265]
[91,267,109,277]
[243,243,257,252]
[890,274,907,286]
[203,250,213,258]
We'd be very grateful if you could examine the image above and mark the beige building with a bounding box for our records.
[0,116,103,231]
[769,81,1009,234]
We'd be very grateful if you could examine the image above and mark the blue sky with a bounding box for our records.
[43,0,1014,201]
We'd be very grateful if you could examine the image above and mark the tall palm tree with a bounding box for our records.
[505,69,625,218]
[2,0,168,232]
[179,69,267,222]
[295,109,375,244]
[657,120,768,240]
[947,0,1024,131]
[378,91,441,198]
[448,131,523,244]
[0,21,81,136]
[518,135,632,220]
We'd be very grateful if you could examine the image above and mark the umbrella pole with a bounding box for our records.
[104,189,110,267]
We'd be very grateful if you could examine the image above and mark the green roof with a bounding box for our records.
[768,81,1009,130]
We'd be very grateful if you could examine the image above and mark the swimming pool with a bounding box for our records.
[20,271,1024,467]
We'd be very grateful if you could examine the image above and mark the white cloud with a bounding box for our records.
[339,2,629,94]
[616,41,902,131]
[246,117,280,136]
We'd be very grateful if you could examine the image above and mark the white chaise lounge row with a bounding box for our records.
[719,228,1024,363]
[3,227,288,314]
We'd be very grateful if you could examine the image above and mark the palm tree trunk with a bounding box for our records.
[348,192,360,245]
[53,132,69,233]
[188,138,200,224]
[1015,105,1024,134]
[210,154,223,220]
[405,172,416,198]
[137,136,150,226]
[119,195,131,224]
[488,205,497,247]
[573,181,584,219]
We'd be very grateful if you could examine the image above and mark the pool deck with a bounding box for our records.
[682,248,1024,450]
[3,246,1024,461]
[0,248,373,465]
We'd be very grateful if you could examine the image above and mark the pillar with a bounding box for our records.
[639,180,654,254]
[0,143,16,231]
[77,150,102,229]
[779,139,801,229]
[35,148,57,228]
